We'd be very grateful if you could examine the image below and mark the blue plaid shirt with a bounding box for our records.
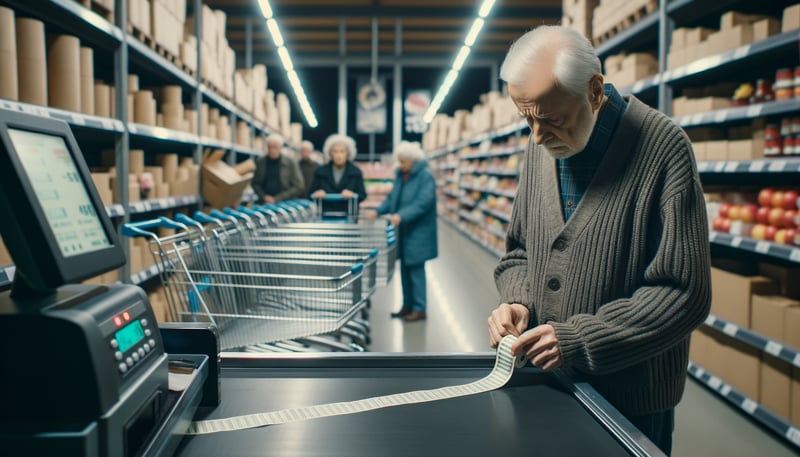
[558,84,627,221]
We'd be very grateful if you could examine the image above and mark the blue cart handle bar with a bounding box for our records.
[121,216,185,237]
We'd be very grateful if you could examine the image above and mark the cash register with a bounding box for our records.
[0,108,207,456]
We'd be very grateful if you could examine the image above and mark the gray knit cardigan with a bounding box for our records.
[495,96,712,416]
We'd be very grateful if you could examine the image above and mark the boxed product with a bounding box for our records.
[201,149,251,209]
[710,267,778,328]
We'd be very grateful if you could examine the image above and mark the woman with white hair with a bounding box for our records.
[309,134,367,219]
[369,141,437,322]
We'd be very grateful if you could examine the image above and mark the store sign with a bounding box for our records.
[404,90,430,134]
[356,78,387,134]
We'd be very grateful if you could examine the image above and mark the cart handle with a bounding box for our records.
[251,205,278,216]
[351,263,363,275]
[313,193,359,202]
[369,248,379,258]
[174,212,203,228]
[222,207,250,220]
[121,216,185,237]
[236,206,259,216]
[193,211,220,224]
[209,209,237,222]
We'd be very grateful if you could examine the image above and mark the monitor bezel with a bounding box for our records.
[0,108,126,293]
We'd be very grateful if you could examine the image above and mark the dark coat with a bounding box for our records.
[310,161,368,217]
[298,158,318,198]
[376,160,438,265]
[252,153,304,202]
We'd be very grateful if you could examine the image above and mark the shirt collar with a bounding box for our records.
[560,83,627,166]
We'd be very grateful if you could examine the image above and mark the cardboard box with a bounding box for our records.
[202,149,251,209]
[754,18,781,42]
[785,306,800,350]
[233,159,256,176]
[686,27,715,45]
[783,4,800,33]
[692,142,707,161]
[710,267,779,328]
[758,263,800,300]
[671,28,690,51]
[713,331,760,401]
[760,356,791,419]
[720,11,768,30]
[751,294,800,342]
[793,368,800,426]
[727,139,763,160]
[0,236,11,266]
[704,140,728,161]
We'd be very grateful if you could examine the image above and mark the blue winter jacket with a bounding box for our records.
[376,160,438,265]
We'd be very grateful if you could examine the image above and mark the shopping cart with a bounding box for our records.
[122,214,371,351]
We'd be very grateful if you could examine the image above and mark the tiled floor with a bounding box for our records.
[368,220,798,457]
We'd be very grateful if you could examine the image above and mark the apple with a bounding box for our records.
[783,209,797,228]
[756,206,771,224]
[713,217,731,233]
[775,229,796,245]
[765,225,778,241]
[783,190,799,210]
[795,211,800,227]
[758,188,775,207]
[795,230,800,246]
[771,190,785,209]
[785,228,797,245]
[739,204,758,223]
[719,202,732,218]
[728,205,742,221]
[768,207,785,227]
[751,224,768,240]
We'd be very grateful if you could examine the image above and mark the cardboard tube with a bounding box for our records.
[0,7,18,100]
[80,47,94,115]
[128,74,139,93]
[16,18,47,105]
[161,85,181,105]
[94,83,110,117]
[47,34,81,111]
[134,90,155,125]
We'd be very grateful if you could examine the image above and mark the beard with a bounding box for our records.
[543,102,597,160]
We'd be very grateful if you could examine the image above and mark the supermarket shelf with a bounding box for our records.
[479,205,511,223]
[703,313,800,369]
[427,121,528,158]
[0,99,125,132]
[460,184,517,199]
[233,145,261,157]
[199,84,237,114]
[105,204,125,218]
[127,36,195,87]
[676,98,800,129]
[595,8,659,58]
[442,189,460,199]
[130,264,163,285]
[0,265,15,290]
[129,123,198,145]
[620,74,660,97]
[3,0,123,46]
[461,145,526,160]
[687,362,800,450]
[460,169,518,177]
[698,158,800,174]
[439,215,503,258]
[437,164,458,171]
[709,231,800,264]
[459,198,477,208]
[128,195,199,215]
[201,136,232,150]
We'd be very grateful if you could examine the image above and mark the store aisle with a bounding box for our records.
[368,219,798,456]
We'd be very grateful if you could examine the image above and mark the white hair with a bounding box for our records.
[322,134,357,161]
[393,141,425,162]
[499,25,601,97]
[267,133,284,146]
[300,140,314,151]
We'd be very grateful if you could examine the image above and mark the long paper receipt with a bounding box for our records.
[187,335,525,435]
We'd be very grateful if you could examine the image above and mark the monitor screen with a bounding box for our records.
[7,129,111,258]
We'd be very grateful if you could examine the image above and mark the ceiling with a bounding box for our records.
[204,0,563,69]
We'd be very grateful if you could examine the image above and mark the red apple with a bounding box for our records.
[758,188,775,207]
[712,217,724,231]
[756,206,771,224]
[782,190,799,210]
[775,229,793,244]
[768,208,785,227]
[785,228,797,245]
[719,202,732,218]
[728,205,742,221]
[751,224,768,240]
[765,225,778,241]
[783,209,797,228]
[771,191,785,209]
[739,204,758,223]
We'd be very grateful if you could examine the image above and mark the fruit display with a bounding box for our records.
[709,187,799,245]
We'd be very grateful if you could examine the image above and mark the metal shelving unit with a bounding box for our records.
[709,231,800,264]
[703,313,800,368]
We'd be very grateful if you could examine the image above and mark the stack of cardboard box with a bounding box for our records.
[592,0,657,44]
[562,0,597,40]
[603,52,658,90]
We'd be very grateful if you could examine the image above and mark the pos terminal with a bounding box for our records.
[0,108,204,456]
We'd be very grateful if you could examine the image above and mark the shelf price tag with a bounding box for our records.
[694,366,704,378]
[724,162,738,172]
[786,427,800,447]
[71,113,86,126]
[768,160,786,172]
[765,341,783,357]
[794,353,800,368]
[790,249,800,263]
[21,104,50,118]
[720,384,731,396]
[748,160,766,172]
[713,161,726,172]
[732,45,751,60]
[690,113,704,125]
[746,104,762,118]
[723,322,738,337]
[705,315,717,326]
[128,124,138,134]
[632,81,645,93]
[708,376,722,390]
[755,241,771,254]
[697,162,710,172]
[741,398,758,415]
[101,119,114,130]
[708,231,718,241]
[731,236,743,247]
[713,110,728,123]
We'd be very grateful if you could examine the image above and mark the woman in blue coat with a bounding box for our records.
[310,134,368,219]
[369,141,438,322]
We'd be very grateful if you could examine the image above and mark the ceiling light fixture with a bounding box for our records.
[423,1,496,124]
[260,1,318,128]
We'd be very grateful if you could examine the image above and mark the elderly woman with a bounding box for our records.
[370,141,437,322]
[309,134,368,219]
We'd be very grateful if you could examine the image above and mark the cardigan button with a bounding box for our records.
[547,278,561,291]
[553,238,567,251]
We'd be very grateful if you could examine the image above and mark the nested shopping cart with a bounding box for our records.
[122,209,373,352]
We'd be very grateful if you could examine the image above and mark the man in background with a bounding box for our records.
[297,140,319,198]
[252,133,304,204]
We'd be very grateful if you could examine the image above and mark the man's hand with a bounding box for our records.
[488,303,530,348]
[512,325,563,371]
[365,209,378,221]
[388,214,402,226]
[341,189,355,199]
[264,195,276,204]
[312,190,326,199]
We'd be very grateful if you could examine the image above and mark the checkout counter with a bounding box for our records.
[0,107,663,456]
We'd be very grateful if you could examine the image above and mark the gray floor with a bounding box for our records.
[368,220,799,456]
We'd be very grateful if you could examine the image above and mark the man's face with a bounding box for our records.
[330,144,348,168]
[508,72,601,159]
[300,145,312,160]
[267,140,282,159]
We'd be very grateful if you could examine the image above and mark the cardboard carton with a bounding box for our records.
[710,267,778,328]
[202,149,251,209]
[760,356,791,419]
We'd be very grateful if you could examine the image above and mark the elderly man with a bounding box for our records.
[487,26,711,455]
[297,140,318,198]
[252,133,304,204]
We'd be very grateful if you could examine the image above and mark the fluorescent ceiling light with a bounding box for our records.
[277,46,293,71]
[257,0,273,18]
[442,69,459,92]
[452,46,470,71]
[267,18,283,47]
[478,0,496,18]
[464,18,484,46]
